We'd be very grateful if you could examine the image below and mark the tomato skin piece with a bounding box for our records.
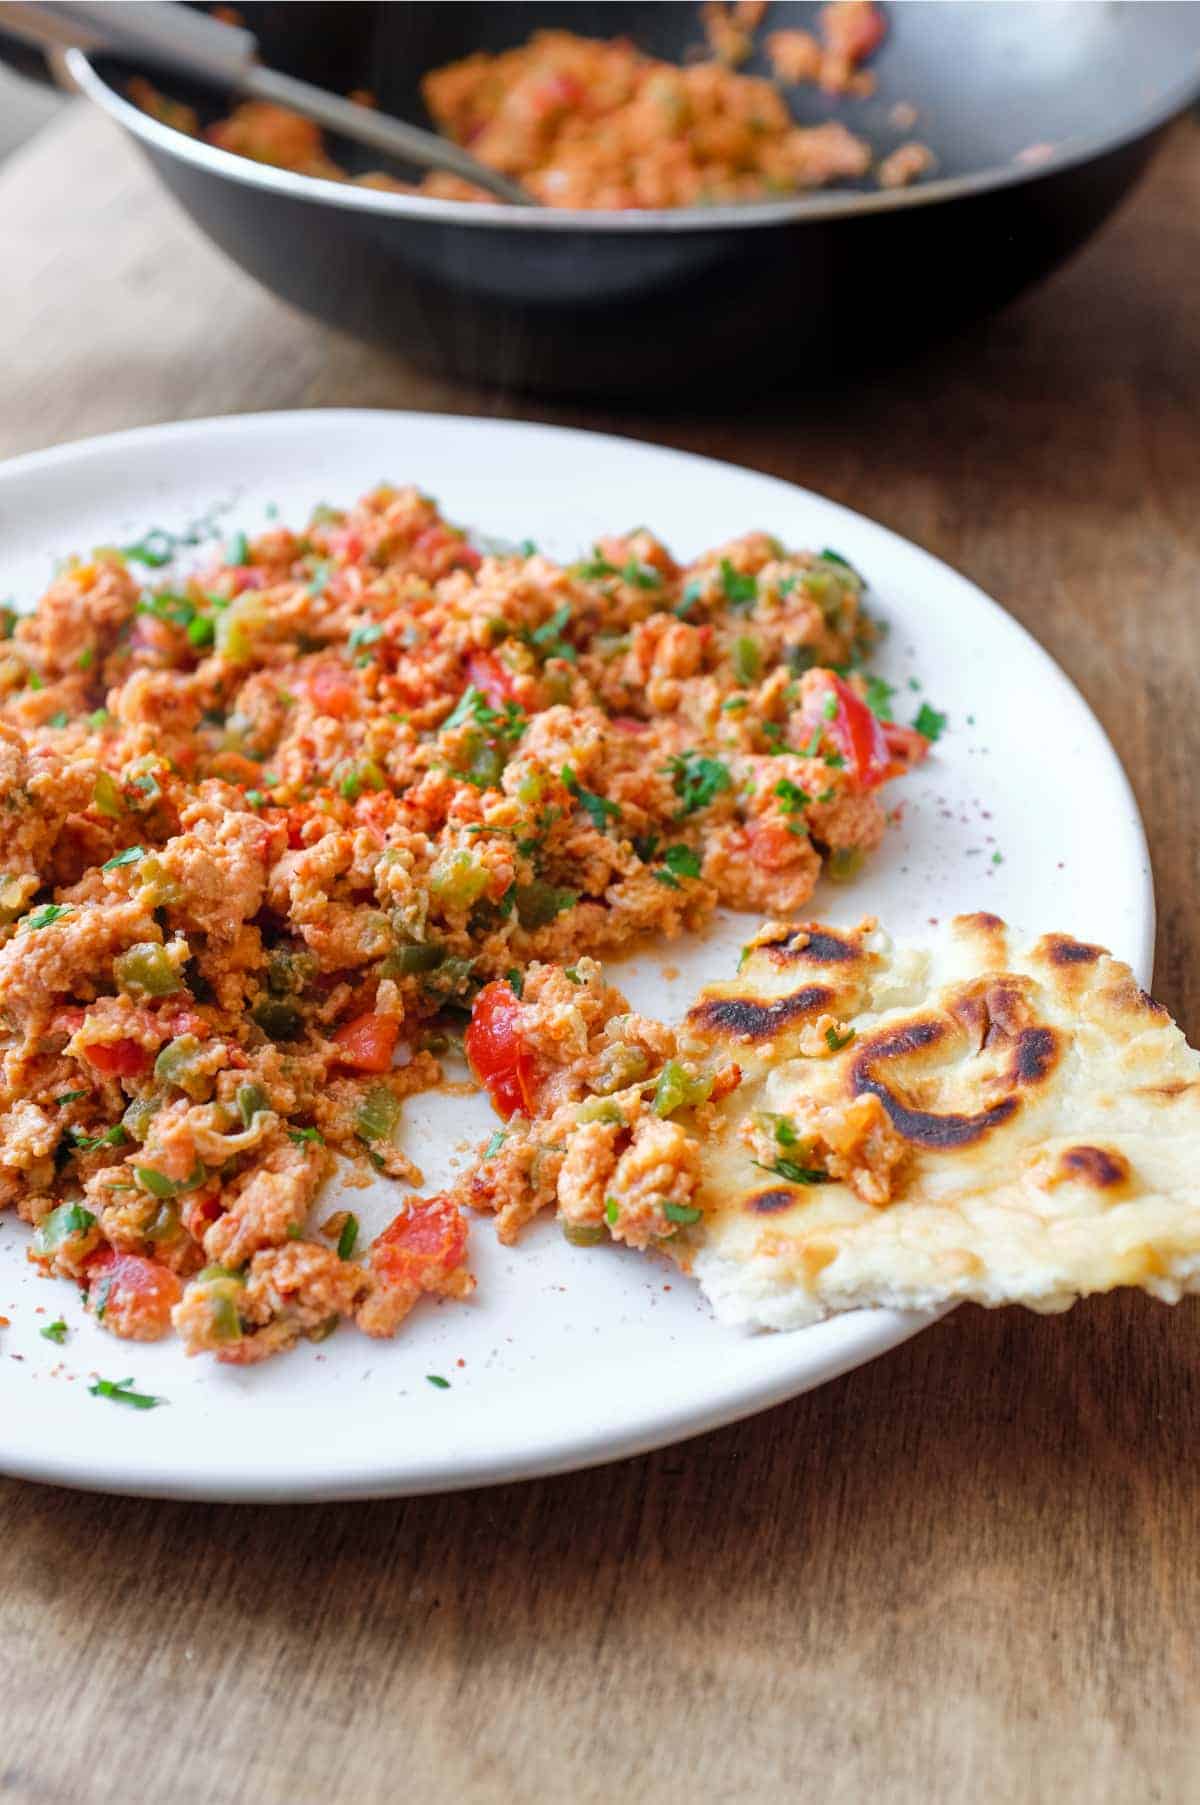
[745,818,805,871]
[412,524,481,576]
[371,1194,469,1293]
[881,721,931,776]
[308,661,357,719]
[464,982,537,1120]
[465,650,518,710]
[807,673,893,791]
[85,1248,182,1341]
[82,1038,150,1079]
[332,1012,399,1074]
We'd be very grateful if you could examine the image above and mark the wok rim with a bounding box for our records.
[67,34,1200,237]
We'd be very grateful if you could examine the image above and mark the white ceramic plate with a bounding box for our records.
[0,412,1153,1501]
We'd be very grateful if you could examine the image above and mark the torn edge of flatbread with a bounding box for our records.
[453,915,1200,1331]
[686,912,1200,1328]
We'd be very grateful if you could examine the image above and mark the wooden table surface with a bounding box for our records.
[3,103,1199,1805]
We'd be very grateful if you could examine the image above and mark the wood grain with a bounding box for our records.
[2,104,1200,1805]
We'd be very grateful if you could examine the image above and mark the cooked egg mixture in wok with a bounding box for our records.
[0,485,927,1364]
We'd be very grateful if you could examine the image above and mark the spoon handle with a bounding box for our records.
[0,0,532,205]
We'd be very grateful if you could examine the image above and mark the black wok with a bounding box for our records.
[59,2,1200,397]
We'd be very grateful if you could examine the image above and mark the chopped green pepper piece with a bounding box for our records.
[576,1098,626,1126]
[514,880,578,930]
[652,1060,713,1118]
[34,1203,96,1254]
[826,847,864,884]
[562,1221,607,1246]
[236,1082,270,1127]
[134,1162,207,1200]
[91,771,122,822]
[252,996,303,1040]
[732,636,762,685]
[114,942,181,998]
[381,940,444,976]
[356,1085,401,1143]
[336,1214,359,1261]
[663,1201,703,1225]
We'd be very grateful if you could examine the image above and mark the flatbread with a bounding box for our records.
[682,913,1200,1328]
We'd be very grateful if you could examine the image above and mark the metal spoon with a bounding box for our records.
[0,0,534,205]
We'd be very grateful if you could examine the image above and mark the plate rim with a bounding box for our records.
[0,409,1156,1501]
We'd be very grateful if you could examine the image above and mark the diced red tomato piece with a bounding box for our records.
[308,661,357,718]
[882,721,931,775]
[228,566,268,594]
[822,0,886,62]
[332,1011,399,1074]
[610,715,649,735]
[85,1248,182,1341]
[745,818,806,870]
[412,524,482,576]
[370,1194,469,1298]
[465,981,538,1119]
[81,1038,150,1079]
[466,650,518,710]
[327,526,364,563]
[530,71,585,115]
[805,672,893,791]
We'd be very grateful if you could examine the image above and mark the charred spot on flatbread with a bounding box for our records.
[752,924,863,966]
[1042,934,1105,966]
[1057,1145,1130,1189]
[745,1187,800,1215]
[687,984,834,1043]
[845,1004,1062,1152]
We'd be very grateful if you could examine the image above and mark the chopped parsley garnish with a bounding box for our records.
[825,1026,856,1052]
[288,1126,325,1146]
[667,750,732,817]
[40,1319,68,1345]
[675,578,704,619]
[443,685,526,743]
[572,553,618,581]
[663,1201,703,1225]
[505,969,524,998]
[54,1091,88,1107]
[774,779,810,815]
[756,1157,832,1186]
[426,1373,451,1390]
[913,703,947,741]
[22,904,72,931]
[348,621,383,651]
[653,843,702,889]
[991,850,1004,866]
[621,557,661,590]
[863,676,895,721]
[484,1130,507,1159]
[719,559,758,608]
[819,547,862,581]
[101,845,145,871]
[336,1214,359,1261]
[519,538,538,557]
[227,530,250,566]
[307,560,333,597]
[562,765,621,833]
[88,1376,165,1410]
[605,1196,619,1225]
[47,710,69,729]
[70,1123,128,1152]
[122,528,176,568]
[528,603,576,662]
